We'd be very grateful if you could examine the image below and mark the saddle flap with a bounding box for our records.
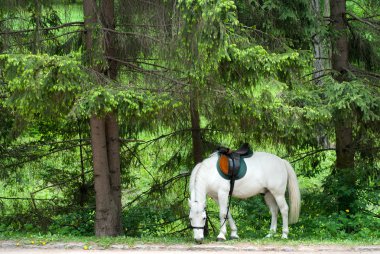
[229,154,240,176]
[219,154,230,176]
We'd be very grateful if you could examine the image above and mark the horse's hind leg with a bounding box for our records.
[264,192,279,238]
[273,194,289,239]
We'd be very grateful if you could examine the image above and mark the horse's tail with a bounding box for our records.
[284,160,301,224]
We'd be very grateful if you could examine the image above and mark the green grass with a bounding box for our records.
[1,233,379,248]
[0,234,194,248]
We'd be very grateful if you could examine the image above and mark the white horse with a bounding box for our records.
[189,151,301,242]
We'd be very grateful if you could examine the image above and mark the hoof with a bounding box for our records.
[230,236,239,240]
[265,230,277,238]
[216,237,226,242]
[281,234,288,239]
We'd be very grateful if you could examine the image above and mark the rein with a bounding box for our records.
[220,163,236,228]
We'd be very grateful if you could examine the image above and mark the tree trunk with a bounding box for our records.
[335,117,354,169]
[330,0,354,167]
[330,0,349,79]
[190,95,202,164]
[105,113,122,235]
[90,116,118,236]
[312,0,331,85]
[190,92,209,235]
[32,0,42,53]
[83,0,97,66]
[312,0,332,147]
[84,0,122,236]
[100,0,118,79]
[312,0,324,85]
[101,0,122,235]
[330,0,356,211]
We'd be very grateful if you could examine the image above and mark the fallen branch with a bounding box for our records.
[287,148,336,164]
[30,169,92,196]
[0,196,54,201]
[123,172,190,209]
[8,30,84,48]
[0,21,84,35]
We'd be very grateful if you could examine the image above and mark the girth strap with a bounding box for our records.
[228,156,237,196]
[221,159,236,229]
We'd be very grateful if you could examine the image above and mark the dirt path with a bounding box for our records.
[1,241,380,253]
[2,249,380,254]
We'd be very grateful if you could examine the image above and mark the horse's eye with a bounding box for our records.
[203,217,206,221]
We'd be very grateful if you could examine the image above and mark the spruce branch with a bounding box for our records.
[101,27,162,42]
[347,12,380,31]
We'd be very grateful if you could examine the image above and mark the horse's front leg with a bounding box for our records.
[217,191,229,241]
[228,212,239,239]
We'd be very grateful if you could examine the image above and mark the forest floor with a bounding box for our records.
[1,240,380,253]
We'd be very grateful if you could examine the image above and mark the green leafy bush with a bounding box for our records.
[48,210,94,236]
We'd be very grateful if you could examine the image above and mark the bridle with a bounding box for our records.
[191,225,205,230]
[189,201,206,230]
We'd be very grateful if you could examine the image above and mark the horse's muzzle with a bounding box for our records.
[194,237,204,244]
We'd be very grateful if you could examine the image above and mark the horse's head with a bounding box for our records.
[189,199,206,243]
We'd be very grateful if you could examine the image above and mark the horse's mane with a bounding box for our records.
[209,151,218,158]
[189,163,202,193]
[190,152,218,200]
